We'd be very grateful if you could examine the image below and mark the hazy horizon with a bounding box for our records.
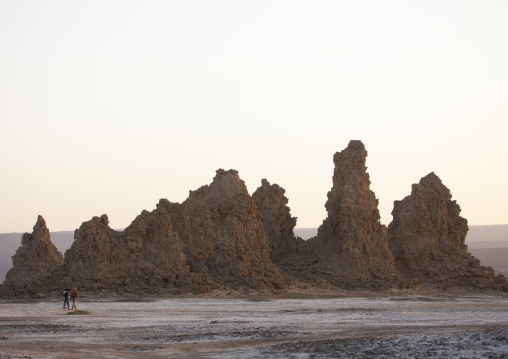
[2,223,507,239]
[1,1,507,233]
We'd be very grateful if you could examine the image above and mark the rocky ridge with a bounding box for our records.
[1,141,506,296]
[1,170,289,296]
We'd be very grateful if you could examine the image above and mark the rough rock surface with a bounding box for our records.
[388,173,508,291]
[1,216,63,295]
[1,170,288,295]
[122,201,188,292]
[44,207,190,294]
[2,142,505,296]
[307,140,401,289]
[252,179,314,266]
[175,170,289,291]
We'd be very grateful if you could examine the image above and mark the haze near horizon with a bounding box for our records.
[1,1,507,233]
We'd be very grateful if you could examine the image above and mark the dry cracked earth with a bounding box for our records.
[1,290,507,358]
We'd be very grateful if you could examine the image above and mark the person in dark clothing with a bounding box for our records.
[62,288,70,310]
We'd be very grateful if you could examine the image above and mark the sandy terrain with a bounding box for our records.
[1,290,507,358]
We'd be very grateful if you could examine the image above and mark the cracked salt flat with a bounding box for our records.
[0,293,507,358]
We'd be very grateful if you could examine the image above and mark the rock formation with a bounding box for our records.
[2,170,289,295]
[388,173,507,290]
[122,201,188,292]
[307,140,401,289]
[175,170,289,291]
[1,216,63,295]
[252,179,313,265]
[45,208,190,294]
[2,142,505,296]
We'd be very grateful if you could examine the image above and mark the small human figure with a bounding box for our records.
[62,288,70,310]
[70,287,79,310]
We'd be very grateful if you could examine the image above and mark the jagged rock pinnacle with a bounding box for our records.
[1,216,63,294]
[388,172,507,290]
[308,140,401,288]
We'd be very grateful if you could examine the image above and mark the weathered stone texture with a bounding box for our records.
[2,142,506,296]
[53,170,289,294]
[1,216,63,294]
[253,179,312,264]
[122,200,188,291]
[52,212,188,294]
[175,170,289,291]
[2,170,289,295]
[388,173,507,290]
[307,140,401,289]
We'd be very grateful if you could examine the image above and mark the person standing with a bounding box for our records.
[62,288,70,310]
[70,288,79,310]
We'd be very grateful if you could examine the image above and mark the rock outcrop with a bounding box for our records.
[388,173,507,290]
[1,216,63,295]
[2,142,505,296]
[2,170,289,295]
[122,201,188,292]
[307,140,401,289]
[47,209,189,294]
[174,170,289,291]
[252,179,313,265]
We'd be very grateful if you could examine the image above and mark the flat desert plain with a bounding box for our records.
[1,290,507,358]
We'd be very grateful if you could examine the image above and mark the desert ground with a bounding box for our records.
[1,289,507,358]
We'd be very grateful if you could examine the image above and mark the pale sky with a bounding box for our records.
[1,1,507,233]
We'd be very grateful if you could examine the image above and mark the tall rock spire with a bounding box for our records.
[252,179,314,267]
[252,179,298,264]
[308,140,401,288]
[2,216,63,293]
